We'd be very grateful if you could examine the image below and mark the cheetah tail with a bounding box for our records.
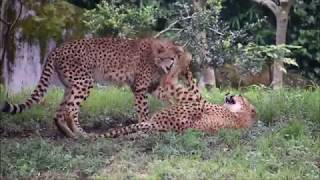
[91,122,154,138]
[1,56,55,114]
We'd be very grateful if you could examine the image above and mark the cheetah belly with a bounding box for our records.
[93,66,135,87]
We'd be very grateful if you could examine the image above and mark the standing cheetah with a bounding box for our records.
[1,37,188,138]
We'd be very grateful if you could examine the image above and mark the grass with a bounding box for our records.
[0,85,319,179]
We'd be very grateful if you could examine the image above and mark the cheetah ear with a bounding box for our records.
[151,40,166,55]
[176,46,184,54]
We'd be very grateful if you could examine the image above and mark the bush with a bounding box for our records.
[83,0,158,37]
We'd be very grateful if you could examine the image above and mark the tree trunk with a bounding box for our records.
[272,0,294,89]
[272,6,290,89]
[192,0,216,90]
[251,0,294,89]
[198,66,216,90]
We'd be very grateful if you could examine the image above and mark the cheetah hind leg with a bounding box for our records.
[54,105,76,138]
[65,84,92,138]
[54,85,92,138]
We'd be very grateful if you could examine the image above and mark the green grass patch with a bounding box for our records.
[0,137,119,179]
[0,85,320,179]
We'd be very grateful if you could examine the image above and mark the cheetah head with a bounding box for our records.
[223,94,257,128]
[161,51,192,86]
[151,39,185,74]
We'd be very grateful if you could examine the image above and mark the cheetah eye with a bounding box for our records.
[157,48,165,54]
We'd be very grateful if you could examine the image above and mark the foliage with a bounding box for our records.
[67,0,101,9]
[20,0,85,42]
[83,0,158,37]
[16,0,85,63]
[237,43,301,73]
[221,0,320,82]
[221,0,274,44]
[290,0,320,81]
[157,1,252,70]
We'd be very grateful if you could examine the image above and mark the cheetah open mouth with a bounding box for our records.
[225,95,236,104]
[166,62,174,72]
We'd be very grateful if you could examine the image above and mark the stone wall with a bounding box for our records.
[1,0,85,93]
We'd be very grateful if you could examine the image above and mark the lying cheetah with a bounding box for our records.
[93,53,257,138]
[1,37,188,138]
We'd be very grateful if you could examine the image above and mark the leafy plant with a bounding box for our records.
[236,43,301,74]
[83,0,158,37]
[221,0,320,82]
[158,1,263,74]
[20,0,85,42]
[290,0,320,81]
[16,0,85,64]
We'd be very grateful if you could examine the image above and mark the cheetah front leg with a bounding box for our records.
[133,90,149,122]
[132,71,154,122]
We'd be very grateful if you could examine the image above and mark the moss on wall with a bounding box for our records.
[1,0,86,86]
[17,0,86,63]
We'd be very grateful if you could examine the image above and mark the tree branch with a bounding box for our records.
[154,15,194,38]
[251,0,280,15]
[208,27,224,36]
[154,20,179,38]
[281,0,295,11]
[9,0,22,31]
